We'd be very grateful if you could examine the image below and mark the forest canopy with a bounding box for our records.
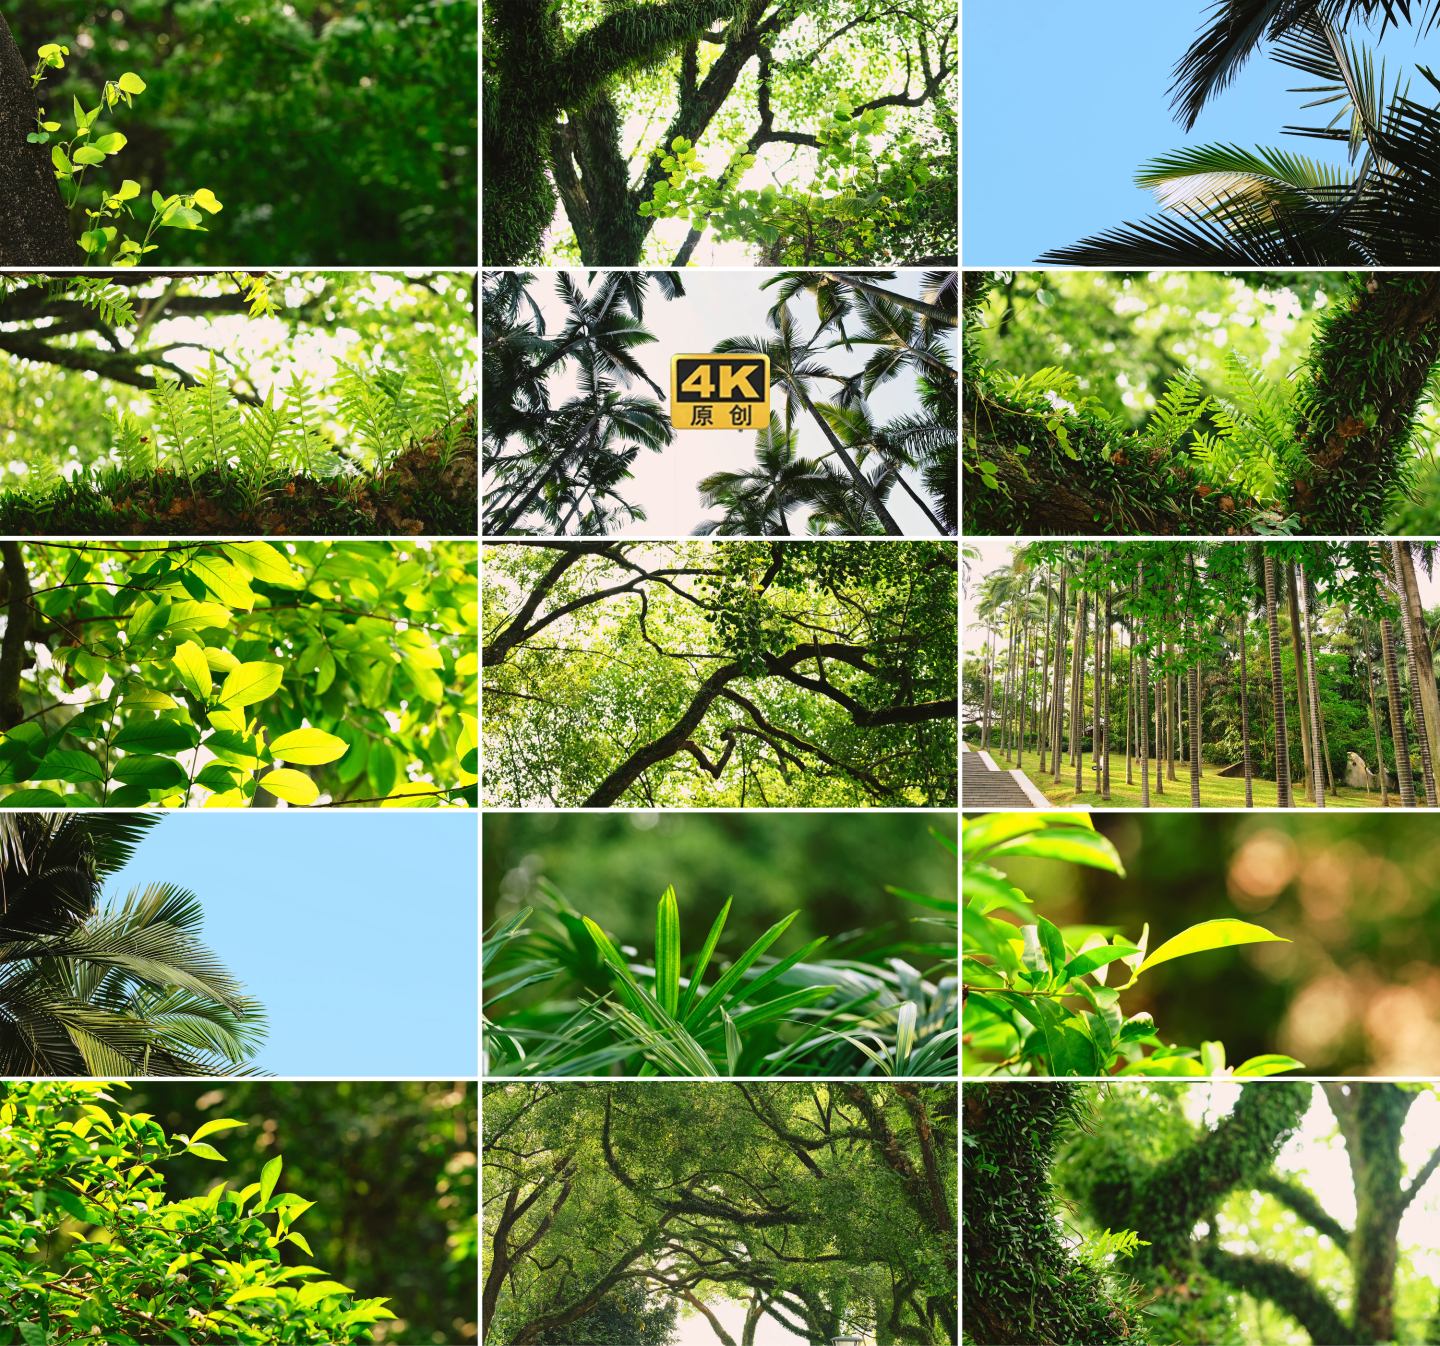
[481,539,958,808]
[484,1081,956,1344]
[4,1,477,265]
[965,269,1440,536]
[482,0,956,267]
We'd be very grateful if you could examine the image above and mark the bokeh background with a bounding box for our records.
[121,1080,477,1345]
[483,811,958,998]
[985,812,1440,1075]
[7,1,476,264]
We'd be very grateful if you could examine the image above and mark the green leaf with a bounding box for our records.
[184,1141,227,1161]
[582,917,660,1025]
[962,906,1001,957]
[196,761,243,792]
[117,71,146,94]
[217,662,283,708]
[35,750,103,783]
[721,1006,743,1074]
[172,640,212,701]
[258,1154,282,1211]
[1201,1040,1226,1075]
[1131,919,1290,981]
[126,597,172,643]
[989,828,1125,875]
[269,727,348,765]
[654,886,681,1019]
[1062,942,1140,983]
[51,145,72,173]
[187,556,254,610]
[683,910,800,1030]
[257,769,319,806]
[114,717,200,754]
[91,132,126,154]
[1034,917,1068,986]
[678,898,731,1020]
[72,146,107,166]
[2,788,66,807]
[1232,1054,1304,1078]
[222,541,300,586]
[111,756,187,789]
[189,1117,245,1144]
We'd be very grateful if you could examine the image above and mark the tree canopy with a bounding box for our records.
[2,2,476,266]
[483,1081,956,1344]
[481,540,958,807]
[0,539,476,809]
[482,0,956,267]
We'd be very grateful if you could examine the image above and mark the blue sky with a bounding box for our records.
[103,812,477,1078]
[963,1,1440,264]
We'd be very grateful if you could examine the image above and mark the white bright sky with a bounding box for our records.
[675,1301,809,1345]
[497,270,953,536]
[962,539,1440,656]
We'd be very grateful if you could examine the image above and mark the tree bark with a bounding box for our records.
[1264,554,1293,807]
[1392,540,1438,807]
[1238,606,1253,807]
[0,18,75,265]
[1138,569,1151,808]
[1380,613,1418,808]
[1300,561,1328,808]
[1286,562,1315,802]
[1362,612,1390,806]
[0,543,30,732]
[1396,541,1440,775]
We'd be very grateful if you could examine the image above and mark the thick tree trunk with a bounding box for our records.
[1299,562,1328,808]
[1051,572,1068,782]
[0,17,75,264]
[1101,588,1112,800]
[1138,569,1151,808]
[1264,554,1293,807]
[0,542,29,731]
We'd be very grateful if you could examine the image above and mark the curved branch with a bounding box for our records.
[1200,1244,1355,1346]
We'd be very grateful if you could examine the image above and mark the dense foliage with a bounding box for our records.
[128,1080,478,1346]
[0,1079,396,1343]
[485,822,956,1076]
[482,539,958,807]
[0,539,476,808]
[8,1,477,265]
[482,0,955,267]
[964,269,1440,535]
[962,1081,1153,1345]
[484,1081,956,1344]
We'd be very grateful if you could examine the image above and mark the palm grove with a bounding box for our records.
[484,1082,956,1345]
[965,539,1440,809]
[482,0,955,267]
[483,269,956,537]
[965,1080,1440,1346]
[482,540,958,807]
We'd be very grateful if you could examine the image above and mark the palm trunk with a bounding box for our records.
[1299,561,1328,809]
[1051,571,1068,781]
[1037,574,1053,772]
[979,620,994,750]
[1238,607,1253,808]
[1264,553,1293,808]
[1137,570,1150,808]
[795,382,903,534]
[1071,578,1087,792]
[1125,614,1134,786]
[1392,540,1438,807]
[1286,562,1315,802]
[1380,612,1418,808]
[1396,541,1440,774]
[1101,587,1112,801]
[1362,613,1390,806]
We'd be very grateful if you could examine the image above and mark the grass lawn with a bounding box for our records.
[988,749,1416,809]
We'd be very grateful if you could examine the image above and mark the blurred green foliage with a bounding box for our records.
[483,811,957,982]
[9,0,476,265]
[120,1080,477,1346]
[968,271,1332,432]
[989,812,1440,1075]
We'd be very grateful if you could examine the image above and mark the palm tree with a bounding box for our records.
[1041,8,1440,264]
[1391,538,1439,804]
[815,399,951,534]
[1264,552,1294,807]
[0,814,265,1075]
[694,413,828,535]
[1299,558,1329,807]
[717,303,904,534]
[484,272,680,534]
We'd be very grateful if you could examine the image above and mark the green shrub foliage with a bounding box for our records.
[0,1079,394,1343]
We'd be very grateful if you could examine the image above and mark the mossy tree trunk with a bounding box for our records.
[0,16,74,264]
